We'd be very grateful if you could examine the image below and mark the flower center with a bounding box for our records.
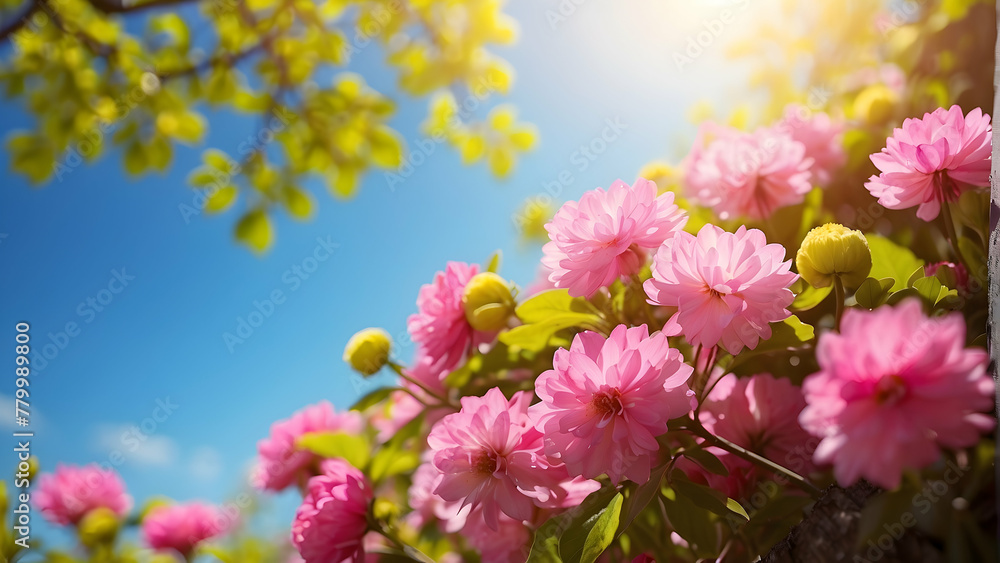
[874,374,907,406]
[592,388,625,418]
[472,449,502,475]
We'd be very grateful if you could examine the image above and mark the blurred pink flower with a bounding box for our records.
[427,388,595,530]
[143,502,229,556]
[407,459,470,533]
[542,178,687,298]
[408,262,494,372]
[800,300,994,489]
[291,459,372,563]
[865,105,991,221]
[463,509,533,563]
[683,123,813,220]
[253,401,363,492]
[681,373,813,499]
[777,104,846,186]
[644,224,797,355]
[532,325,695,484]
[35,464,132,525]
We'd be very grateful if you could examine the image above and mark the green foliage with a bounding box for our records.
[0,0,536,252]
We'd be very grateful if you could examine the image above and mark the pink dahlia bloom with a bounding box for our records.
[408,262,495,372]
[865,105,991,221]
[35,464,132,525]
[681,373,813,499]
[143,502,230,556]
[683,123,813,220]
[777,105,846,187]
[644,224,797,355]
[542,178,687,298]
[532,324,695,484]
[253,401,363,492]
[800,300,995,489]
[427,387,597,530]
[292,459,372,563]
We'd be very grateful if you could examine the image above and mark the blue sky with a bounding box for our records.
[0,0,763,546]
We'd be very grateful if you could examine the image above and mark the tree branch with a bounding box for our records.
[0,0,42,43]
[86,0,201,14]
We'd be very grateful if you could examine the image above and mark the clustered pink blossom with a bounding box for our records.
[800,300,994,489]
[542,178,687,298]
[427,387,599,530]
[682,122,813,220]
[253,401,363,492]
[291,459,373,563]
[35,464,132,525]
[143,502,230,556]
[532,324,694,484]
[644,224,797,355]
[408,261,495,372]
[865,105,991,221]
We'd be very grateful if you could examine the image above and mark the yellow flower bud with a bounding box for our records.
[796,224,872,289]
[78,507,120,547]
[462,272,515,332]
[343,328,392,377]
[853,84,898,125]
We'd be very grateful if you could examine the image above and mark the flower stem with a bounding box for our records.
[387,361,457,410]
[684,417,822,498]
[940,200,967,266]
[370,518,436,563]
[833,275,845,332]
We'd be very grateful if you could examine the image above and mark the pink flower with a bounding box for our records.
[35,464,132,525]
[408,262,494,372]
[681,373,813,499]
[542,178,687,298]
[253,401,363,492]
[407,460,470,532]
[292,459,372,563]
[865,105,991,221]
[683,123,813,220]
[143,502,230,556]
[427,387,596,530]
[532,325,695,484]
[644,224,797,355]
[463,510,533,563]
[777,105,846,187]
[799,300,995,489]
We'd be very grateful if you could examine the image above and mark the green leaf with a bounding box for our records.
[557,487,621,563]
[726,498,750,521]
[8,132,55,183]
[123,140,148,175]
[515,289,600,323]
[790,280,832,312]
[865,234,925,292]
[854,277,894,309]
[486,251,502,273]
[206,67,238,103]
[330,165,360,198]
[282,185,314,220]
[662,488,719,556]
[682,448,729,477]
[235,210,273,254]
[369,447,419,483]
[912,276,956,305]
[526,518,563,563]
[205,186,238,213]
[296,431,370,468]
[618,463,669,539]
[369,126,403,168]
[671,472,733,518]
[349,386,395,411]
[579,493,623,563]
